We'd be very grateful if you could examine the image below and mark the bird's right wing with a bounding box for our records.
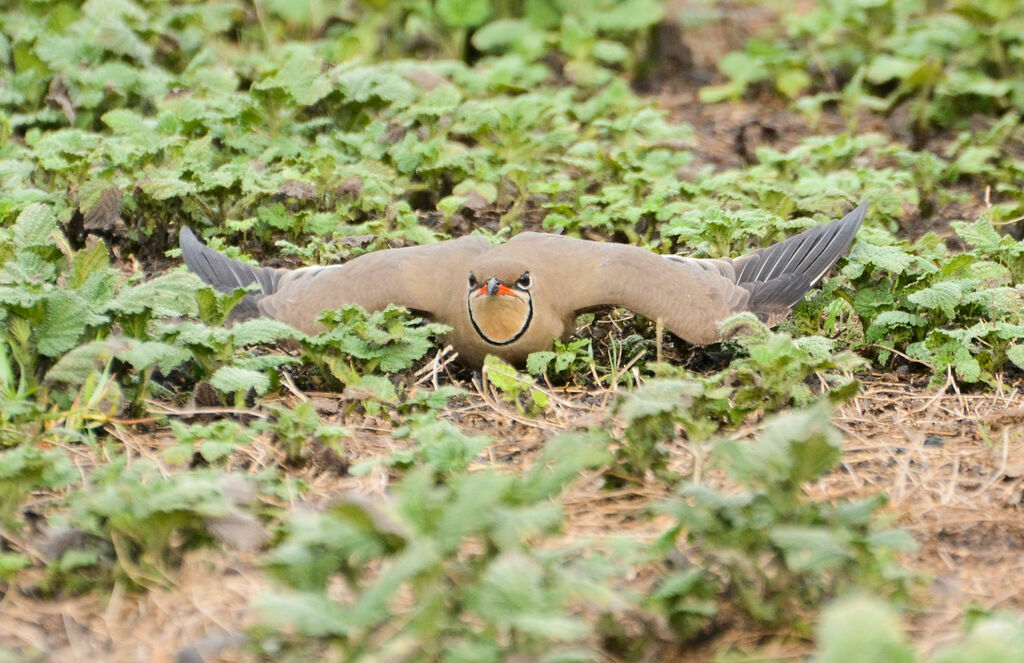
[180,228,491,334]
[258,236,491,333]
[179,227,288,320]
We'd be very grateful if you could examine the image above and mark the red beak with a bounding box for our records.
[478,278,517,297]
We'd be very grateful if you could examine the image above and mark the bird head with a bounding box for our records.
[465,263,534,345]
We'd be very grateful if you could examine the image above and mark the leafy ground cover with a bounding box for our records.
[2,0,1024,661]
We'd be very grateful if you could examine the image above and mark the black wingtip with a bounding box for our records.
[840,200,869,235]
[179,226,201,262]
[743,201,868,314]
[179,227,277,321]
[179,226,255,293]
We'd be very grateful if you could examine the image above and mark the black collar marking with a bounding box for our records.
[467,292,534,346]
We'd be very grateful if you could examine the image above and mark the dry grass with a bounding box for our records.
[4,367,1023,662]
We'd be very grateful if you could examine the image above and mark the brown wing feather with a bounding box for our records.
[498,233,748,344]
[257,236,492,334]
[504,202,866,344]
[180,228,491,334]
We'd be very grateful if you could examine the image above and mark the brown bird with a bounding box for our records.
[180,202,867,367]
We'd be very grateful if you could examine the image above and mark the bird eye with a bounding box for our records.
[516,272,532,290]
[468,273,478,289]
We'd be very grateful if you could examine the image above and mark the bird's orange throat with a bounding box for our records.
[467,291,532,345]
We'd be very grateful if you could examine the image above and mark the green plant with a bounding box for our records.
[844,214,1024,384]
[351,415,491,480]
[255,401,349,466]
[779,596,1024,663]
[0,444,77,527]
[67,462,266,587]
[304,304,450,386]
[165,419,254,466]
[702,0,1024,136]
[482,354,550,415]
[260,431,613,661]
[722,315,867,411]
[0,204,210,419]
[526,338,595,380]
[610,378,714,484]
[653,404,915,632]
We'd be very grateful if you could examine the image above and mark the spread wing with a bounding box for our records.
[179,227,288,320]
[179,228,491,334]
[509,202,866,344]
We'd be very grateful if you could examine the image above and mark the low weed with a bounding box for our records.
[653,404,915,635]
[259,431,613,661]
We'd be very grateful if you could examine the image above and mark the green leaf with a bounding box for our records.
[199,439,238,463]
[0,446,77,524]
[116,340,192,373]
[13,203,57,249]
[866,529,918,553]
[717,402,840,487]
[864,55,920,84]
[482,354,549,414]
[517,431,612,502]
[1007,345,1024,370]
[411,419,490,473]
[472,19,534,52]
[37,290,88,357]
[257,591,356,637]
[769,525,851,573]
[69,239,112,290]
[436,0,491,28]
[952,218,1006,253]
[615,379,699,422]
[590,0,664,32]
[45,340,117,384]
[253,47,332,106]
[230,318,306,345]
[931,614,1024,663]
[101,108,149,133]
[907,281,966,317]
[811,595,915,663]
[139,177,196,200]
[210,366,270,396]
[953,347,981,382]
[954,146,998,174]
[108,271,199,318]
[777,68,811,98]
[848,243,915,274]
[345,374,398,405]
[0,553,31,582]
[592,40,630,64]
[526,351,556,375]
[718,51,769,85]
[866,311,927,343]
[699,80,746,104]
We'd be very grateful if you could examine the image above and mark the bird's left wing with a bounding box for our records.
[509,234,752,344]
[508,203,865,344]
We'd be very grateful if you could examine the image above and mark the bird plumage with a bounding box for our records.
[179,202,868,367]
